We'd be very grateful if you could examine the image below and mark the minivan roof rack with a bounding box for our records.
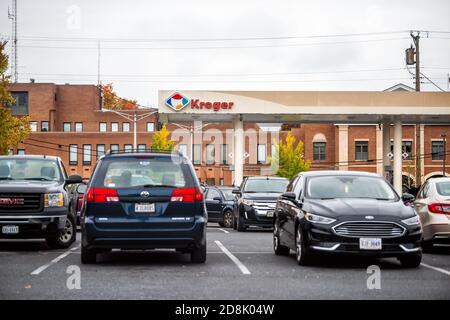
[105,148,183,156]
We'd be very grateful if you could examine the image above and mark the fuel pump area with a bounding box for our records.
[159,90,450,193]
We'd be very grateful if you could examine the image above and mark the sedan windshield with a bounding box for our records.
[220,188,236,201]
[244,179,288,193]
[0,159,61,182]
[306,175,397,200]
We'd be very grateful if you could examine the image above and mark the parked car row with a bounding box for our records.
[1,152,449,268]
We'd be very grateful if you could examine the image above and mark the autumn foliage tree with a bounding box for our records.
[100,83,138,110]
[151,124,174,151]
[270,131,310,180]
[0,41,31,155]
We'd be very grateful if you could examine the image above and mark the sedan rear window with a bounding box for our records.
[436,182,450,196]
[97,157,191,188]
[306,175,397,200]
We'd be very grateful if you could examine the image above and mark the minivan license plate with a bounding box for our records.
[359,238,382,250]
[2,225,19,234]
[135,203,155,213]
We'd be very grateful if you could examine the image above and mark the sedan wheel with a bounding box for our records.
[295,227,312,265]
[223,211,233,228]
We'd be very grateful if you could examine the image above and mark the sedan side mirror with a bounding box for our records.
[402,193,415,205]
[282,192,297,201]
[66,174,83,185]
[232,189,241,196]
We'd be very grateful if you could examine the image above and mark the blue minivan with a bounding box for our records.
[80,150,206,264]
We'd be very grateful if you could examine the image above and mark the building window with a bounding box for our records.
[313,142,326,161]
[69,145,78,165]
[110,144,119,153]
[83,145,91,165]
[41,121,49,132]
[63,122,71,132]
[193,144,201,165]
[75,122,83,132]
[17,149,25,155]
[432,141,445,160]
[99,122,107,132]
[8,92,28,115]
[219,178,224,186]
[178,144,187,157]
[138,144,146,152]
[122,122,130,132]
[96,144,105,159]
[390,141,413,160]
[147,122,154,132]
[30,121,38,132]
[257,144,267,164]
[111,122,119,132]
[355,141,369,161]
[206,144,215,164]
[124,144,133,152]
[220,144,228,164]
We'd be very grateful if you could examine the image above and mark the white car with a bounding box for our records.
[414,177,450,251]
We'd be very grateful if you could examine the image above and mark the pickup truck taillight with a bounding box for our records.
[428,203,450,214]
[170,187,203,202]
[86,188,119,203]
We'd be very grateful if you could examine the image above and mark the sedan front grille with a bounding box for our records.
[333,221,405,238]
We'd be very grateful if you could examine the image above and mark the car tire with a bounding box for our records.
[222,210,233,228]
[295,227,313,266]
[273,222,290,256]
[218,222,225,227]
[421,239,434,253]
[191,243,207,263]
[232,215,237,230]
[399,253,422,268]
[45,213,76,249]
[237,216,247,232]
[81,245,97,264]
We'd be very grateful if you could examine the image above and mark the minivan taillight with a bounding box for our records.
[86,188,119,203]
[428,203,450,214]
[170,187,203,202]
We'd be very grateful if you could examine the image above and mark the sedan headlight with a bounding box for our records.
[45,193,64,207]
[305,212,336,225]
[242,199,254,206]
[402,215,420,226]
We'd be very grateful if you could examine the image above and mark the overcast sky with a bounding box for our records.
[0,0,449,106]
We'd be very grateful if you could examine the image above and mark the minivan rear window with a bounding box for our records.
[95,157,193,188]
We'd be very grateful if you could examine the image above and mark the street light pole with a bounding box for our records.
[101,108,157,151]
[442,133,447,177]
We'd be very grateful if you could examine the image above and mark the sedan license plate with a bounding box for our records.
[359,238,382,250]
[135,203,155,213]
[2,225,19,234]
[266,211,274,218]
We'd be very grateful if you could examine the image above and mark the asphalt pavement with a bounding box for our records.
[0,225,449,300]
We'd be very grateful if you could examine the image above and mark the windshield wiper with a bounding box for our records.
[0,177,14,180]
[24,177,54,181]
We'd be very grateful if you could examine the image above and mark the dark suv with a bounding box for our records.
[0,155,82,248]
[233,176,289,231]
[80,150,207,264]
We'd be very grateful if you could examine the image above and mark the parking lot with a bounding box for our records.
[0,224,449,300]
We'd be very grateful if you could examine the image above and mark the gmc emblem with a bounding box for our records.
[0,198,25,205]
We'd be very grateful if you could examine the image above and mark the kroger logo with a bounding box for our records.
[165,93,190,112]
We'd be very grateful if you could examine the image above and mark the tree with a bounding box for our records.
[0,41,31,155]
[270,131,310,180]
[151,123,174,151]
[100,83,138,110]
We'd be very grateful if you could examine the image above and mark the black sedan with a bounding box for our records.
[273,171,422,268]
[205,186,236,228]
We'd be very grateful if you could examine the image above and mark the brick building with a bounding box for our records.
[7,82,450,189]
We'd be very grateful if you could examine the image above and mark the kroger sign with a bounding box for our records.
[165,92,234,112]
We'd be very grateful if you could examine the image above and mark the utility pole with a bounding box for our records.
[442,134,447,177]
[8,0,18,82]
[410,31,422,187]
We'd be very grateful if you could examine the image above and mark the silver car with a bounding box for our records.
[414,177,450,251]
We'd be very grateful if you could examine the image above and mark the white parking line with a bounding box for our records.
[214,240,251,275]
[218,228,230,234]
[31,246,79,275]
[421,263,450,277]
